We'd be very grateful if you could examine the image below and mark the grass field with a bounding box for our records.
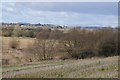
[2,56,118,78]
[2,37,34,49]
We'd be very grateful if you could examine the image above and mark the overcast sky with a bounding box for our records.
[1,2,118,27]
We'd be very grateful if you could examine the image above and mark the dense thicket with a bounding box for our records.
[60,28,118,59]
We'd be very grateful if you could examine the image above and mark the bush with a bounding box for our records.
[2,30,13,37]
[2,27,14,37]
[98,37,117,57]
[96,29,118,57]
[28,30,59,60]
[9,38,19,49]
[61,28,118,59]
[2,59,9,65]
[24,30,36,38]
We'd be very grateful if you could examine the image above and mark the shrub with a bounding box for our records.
[98,38,117,57]
[28,30,60,60]
[2,26,14,37]
[2,59,9,65]
[2,30,13,37]
[61,28,118,59]
[9,38,19,49]
[24,30,36,38]
[97,29,118,57]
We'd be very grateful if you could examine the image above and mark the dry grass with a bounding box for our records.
[1,37,119,78]
[2,56,118,78]
[2,37,34,49]
[2,37,35,65]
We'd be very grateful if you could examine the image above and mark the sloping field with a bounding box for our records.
[2,37,34,49]
[2,56,118,78]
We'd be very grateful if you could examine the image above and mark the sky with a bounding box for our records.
[1,2,118,27]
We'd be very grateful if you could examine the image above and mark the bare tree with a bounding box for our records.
[29,29,62,60]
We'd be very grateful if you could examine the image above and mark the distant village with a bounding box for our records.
[1,22,116,31]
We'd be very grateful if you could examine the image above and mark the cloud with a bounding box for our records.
[26,2,118,15]
[2,2,118,15]
[1,0,119,2]
[1,2,118,27]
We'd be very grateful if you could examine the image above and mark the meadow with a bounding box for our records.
[2,27,119,78]
[2,56,118,78]
[2,37,34,49]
